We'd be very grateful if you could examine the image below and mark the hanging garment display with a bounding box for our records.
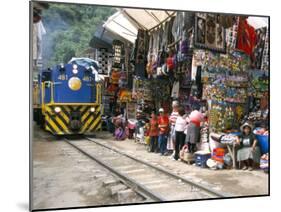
[171,81,180,98]
[146,57,153,78]
[236,18,257,56]
[217,15,236,29]
[118,71,127,88]
[97,48,109,74]
[102,95,112,115]
[112,40,124,69]
[194,13,226,53]
[260,28,269,71]
[135,29,149,64]
[172,12,184,42]
[178,88,191,112]
[225,17,239,52]
[157,46,168,67]
[252,27,267,69]
[166,54,175,72]
[179,58,192,88]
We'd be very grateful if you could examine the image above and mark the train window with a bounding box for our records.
[58,65,67,80]
[83,68,91,81]
[41,69,51,82]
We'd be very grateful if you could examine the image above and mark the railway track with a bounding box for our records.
[64,137,228,202]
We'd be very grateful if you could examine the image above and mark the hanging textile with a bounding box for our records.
[225,17,239,51]
[167,16,175,45]
[260,27,269,71]
[171,81,180,98]
[134,29,149,77]
[112,40,124,69]
[135,29,149,64]
[252,27,267,70]
[236,18,257,56]
[98,48,108,74]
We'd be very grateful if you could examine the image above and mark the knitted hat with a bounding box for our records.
[240,122,253,132]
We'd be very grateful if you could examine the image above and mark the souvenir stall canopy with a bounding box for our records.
[104,9,176,33]
[103,11,138,43]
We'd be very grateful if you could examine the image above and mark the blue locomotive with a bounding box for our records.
[34,58,102,135]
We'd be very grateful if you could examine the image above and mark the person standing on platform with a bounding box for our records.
[148,111,159,152]
[185,110,203,153]
[173,106,187,160]
[167,101,179,157]
[158,108,169,156]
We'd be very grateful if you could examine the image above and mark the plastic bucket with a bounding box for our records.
[255,134,269,155]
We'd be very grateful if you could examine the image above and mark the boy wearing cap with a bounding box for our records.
[158,108,169,156]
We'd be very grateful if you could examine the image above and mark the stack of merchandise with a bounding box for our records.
[220,134,238,144]
[211,148,225,164]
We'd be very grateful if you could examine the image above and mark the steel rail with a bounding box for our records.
[85,137,229,198]
[64,138,167,202]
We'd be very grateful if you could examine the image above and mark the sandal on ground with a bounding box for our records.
[242,166,248,170]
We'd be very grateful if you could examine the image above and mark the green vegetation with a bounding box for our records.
[42,3,115,67]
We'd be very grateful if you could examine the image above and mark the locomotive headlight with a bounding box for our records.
[72,64,78,74]
[54,107,61,113]
[72,69,78,74]
[90,107,95,113]
[68,77,82,91]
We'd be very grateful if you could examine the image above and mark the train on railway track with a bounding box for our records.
[33,58,103,135]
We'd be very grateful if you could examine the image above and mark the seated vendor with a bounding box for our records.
[236,122,261,171]
[112,107,124,128]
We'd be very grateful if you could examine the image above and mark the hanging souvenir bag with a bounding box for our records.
[166,57,174,71]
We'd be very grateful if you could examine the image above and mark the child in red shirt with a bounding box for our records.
[148,111,159,152]
[158,108,169,155]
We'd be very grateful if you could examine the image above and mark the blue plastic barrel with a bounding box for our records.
[255,134,269,155]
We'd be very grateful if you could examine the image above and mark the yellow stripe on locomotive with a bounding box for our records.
[43,104,102,135]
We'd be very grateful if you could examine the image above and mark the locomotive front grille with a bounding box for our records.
[70,111,82,131]
[44,105,102,135]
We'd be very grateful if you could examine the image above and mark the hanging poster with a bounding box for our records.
[194,13,227,53]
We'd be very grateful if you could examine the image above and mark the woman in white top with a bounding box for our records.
[174,106,187,160]
[167,101,179,152]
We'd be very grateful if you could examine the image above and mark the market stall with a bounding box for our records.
[97,9,269,170]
